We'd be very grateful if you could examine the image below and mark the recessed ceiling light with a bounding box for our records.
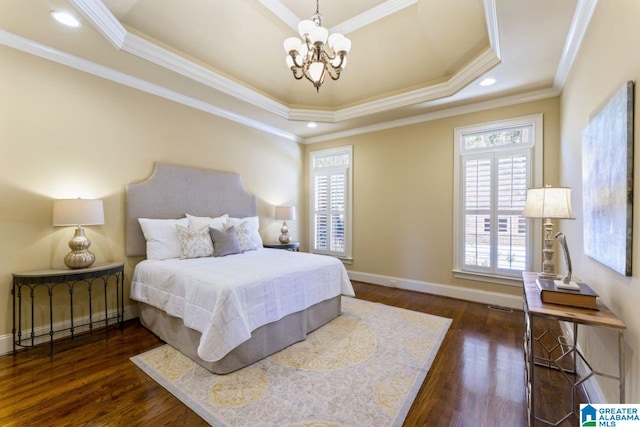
[50,11,81,28]
[307,122,318,128]
[479,78,496,87]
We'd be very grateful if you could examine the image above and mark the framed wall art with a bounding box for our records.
[582,80,634,276]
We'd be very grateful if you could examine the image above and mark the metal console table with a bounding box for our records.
[12,262,125,355]
[522,272,626,426]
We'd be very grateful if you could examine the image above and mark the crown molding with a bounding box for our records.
[259,0,417,35]
[290,47,500,123]
[0,29,300,142]
[330,0,418,35]
[73,0,503,125]
[73,0,292,120]
[287,109,336,123]
[553,0,598,90]
[483,0,501,60]
[120,32,291,119]
[72,0,126,48]
[337,47,500,121]
[303,87,560,144]
[258,0,300,31]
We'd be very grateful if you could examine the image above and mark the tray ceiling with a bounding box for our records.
[0,0,585,142]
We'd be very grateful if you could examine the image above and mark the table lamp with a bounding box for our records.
[53,198,104,269]
[521,186,575,283]
[275,206,296,244]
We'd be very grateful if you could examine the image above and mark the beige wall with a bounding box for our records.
[304,97,560,297]
[0,45,303,341]
[559,0,640,402]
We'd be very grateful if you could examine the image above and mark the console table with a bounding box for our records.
[12,262,125,355]
[522,272,626,426]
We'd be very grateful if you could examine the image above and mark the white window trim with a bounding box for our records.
[452,114,543,285]
[309,145,353,262]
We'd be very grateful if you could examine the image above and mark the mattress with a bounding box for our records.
[131,248,354,362]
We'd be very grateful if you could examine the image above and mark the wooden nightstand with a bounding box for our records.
[12,262,125,355]
[264,242,300,251]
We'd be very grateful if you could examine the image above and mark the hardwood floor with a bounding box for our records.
[0,282,578,426]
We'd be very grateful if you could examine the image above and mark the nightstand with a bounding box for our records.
[12,262,125,355]
[264,242,300,251]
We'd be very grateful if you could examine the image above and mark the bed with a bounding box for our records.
[126,163,354,374]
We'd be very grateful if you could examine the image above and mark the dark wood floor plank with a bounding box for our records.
[0,282,579,426]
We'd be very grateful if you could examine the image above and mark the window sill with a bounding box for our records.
[452,270,522,287]
[311,251,353,265]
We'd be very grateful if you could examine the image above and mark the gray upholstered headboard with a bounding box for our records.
[126,163,258,257]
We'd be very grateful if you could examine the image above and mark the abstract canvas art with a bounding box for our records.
[582,81,634,276]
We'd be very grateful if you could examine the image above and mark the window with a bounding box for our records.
[309,146,353,260]
[453,115,542,283]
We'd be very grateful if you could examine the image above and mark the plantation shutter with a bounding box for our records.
[462,148,530,276]
[463,156,492,271]
[313,168,347,256]
[314,173,329,251]
[496,152,528,271]
[329,171,346,253]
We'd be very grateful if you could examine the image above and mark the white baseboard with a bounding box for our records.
[0,304,139,356]
[347,270,523,310]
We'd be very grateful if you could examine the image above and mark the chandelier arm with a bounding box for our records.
[291,68,305,80]
[325,65,341,81]
[289,52,305,69]
[331,53,347,70]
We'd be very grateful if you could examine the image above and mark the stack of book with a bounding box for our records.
[536,278,599,310]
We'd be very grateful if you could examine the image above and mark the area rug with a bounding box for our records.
[131,297,451,427]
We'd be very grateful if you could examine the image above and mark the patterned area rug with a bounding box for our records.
[131,297,451,427]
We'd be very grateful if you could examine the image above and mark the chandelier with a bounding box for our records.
[283,0,352,92]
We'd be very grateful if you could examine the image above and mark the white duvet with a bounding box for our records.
[131,248,355,362]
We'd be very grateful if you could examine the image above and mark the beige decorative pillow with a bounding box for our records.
[234,221,258,251]
[226,216,263,248]
[176,225,214,259]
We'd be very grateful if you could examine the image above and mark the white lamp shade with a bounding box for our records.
[332,36,351,54]
[522,187,575,219]
[327,33,343,49]
[283,37,302,54]
[298,20,315,37]
[308,62,325,83]
[53,198,104,226]
[310,26,328,44]
[275,206,296,221]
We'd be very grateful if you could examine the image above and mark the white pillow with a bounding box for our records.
[138,217,188,260]
[186,213,228,231]
[226,216,263,248]
[176,225,214,259]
